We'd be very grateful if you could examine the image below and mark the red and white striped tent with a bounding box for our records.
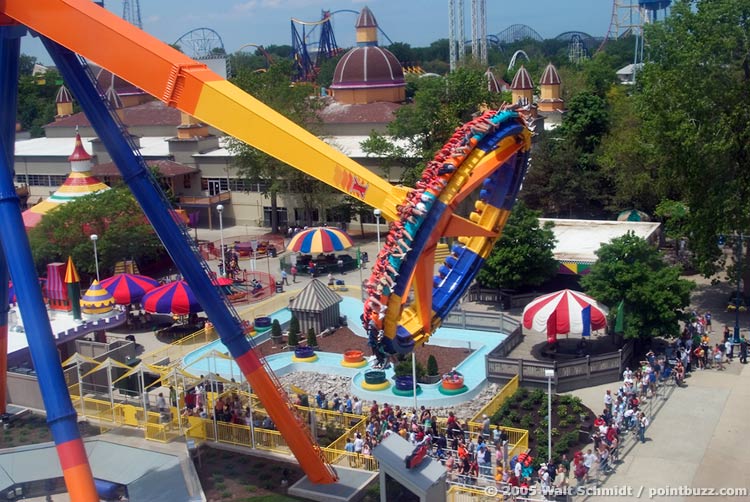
[522,289,609,343]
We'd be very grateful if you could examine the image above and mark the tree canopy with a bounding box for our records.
[636,0,750,279]
[227,59,335,231]
[581,233,694,339]
[28,186,165,278]
[475,202,558,290]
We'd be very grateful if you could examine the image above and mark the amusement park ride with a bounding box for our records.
[0,1,531,499]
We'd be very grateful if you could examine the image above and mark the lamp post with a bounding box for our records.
[373,209,381,251]
[216,205,226,277]
[90,234,100,282]
[544,369,554,463]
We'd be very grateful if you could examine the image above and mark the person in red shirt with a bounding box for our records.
[370,400,379,417]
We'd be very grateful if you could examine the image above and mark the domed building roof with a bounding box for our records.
[55,85,73,104]
[511,66,534,90]
[540,63,561,86]
[330,46,405,90]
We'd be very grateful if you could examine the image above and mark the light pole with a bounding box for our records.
[544,369,554,463]
[90,234,100,282]
[216,204,226,277]
[373,208,381,251]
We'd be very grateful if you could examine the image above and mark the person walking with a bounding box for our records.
[740,336,748,364]
[290,265,297,283]
[638,413,649,443]
[280,269,289,286]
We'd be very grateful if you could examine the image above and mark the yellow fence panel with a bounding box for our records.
[470,375,519,423]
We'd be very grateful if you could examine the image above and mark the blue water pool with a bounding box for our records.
[182,297,508,407]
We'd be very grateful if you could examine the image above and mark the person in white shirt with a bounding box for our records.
[353,433,364,454]
[352,396,363,415]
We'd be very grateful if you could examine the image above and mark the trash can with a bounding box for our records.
[275,281,284,293]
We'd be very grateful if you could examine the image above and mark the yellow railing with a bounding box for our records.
[321,448,379,471]
[471,375,519,423]
[447,484,502,501]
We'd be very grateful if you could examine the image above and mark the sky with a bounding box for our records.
[22,0,613,65]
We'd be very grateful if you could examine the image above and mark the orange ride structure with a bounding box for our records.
[0,1,531,499]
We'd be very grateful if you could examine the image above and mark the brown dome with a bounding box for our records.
[330,46,405,90]
[540,63,561,86]
[511,65,534,90]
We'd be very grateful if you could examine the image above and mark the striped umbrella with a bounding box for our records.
[142,280,202,315]
[100,273,160,305]
[522,289,609,342]
[286,227,354,254]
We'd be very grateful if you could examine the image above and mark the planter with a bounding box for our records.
[291,346,318,362]
[362,370,390,391]
[421,375,441,385]
[341,349,367,368]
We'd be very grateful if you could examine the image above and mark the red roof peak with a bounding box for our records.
[356,6,378,28]
[68,133,92,162]
[540,63,561,86]
[55,85,73,104]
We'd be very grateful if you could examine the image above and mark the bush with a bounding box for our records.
[271,319,282,338]
[427,355,439,376]
[287,328,299,346]
[307,327,318,347]
[520,399,534,411]
[530,389,546,404]
[557,405,569,418]
[507,410,520,423]
[519,415,533,429]
[288,316,300,337]
[394,359,425,380]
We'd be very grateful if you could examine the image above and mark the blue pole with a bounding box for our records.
[0,27,98,500]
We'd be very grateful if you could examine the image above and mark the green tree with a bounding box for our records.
[228,59,334,232]
[580,232,694,340]
[426,355,439,376]
[476,202,558,290]
[28,186,164,278]
[17,67,63,137]
[287,316,300,346]
[271,319,282,339]
[306,327,318,347]
[636,0,750,282]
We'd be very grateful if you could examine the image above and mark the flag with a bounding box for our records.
[581,305,591,337]
[614,300,625,333]
[546,310,558,343]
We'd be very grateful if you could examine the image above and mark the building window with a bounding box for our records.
[293,208,319,224]
[263,206,288,227]
[201,177,229,194]
[15,174,27,185]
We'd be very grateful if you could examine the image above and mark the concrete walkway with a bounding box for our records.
[566,272,750,501]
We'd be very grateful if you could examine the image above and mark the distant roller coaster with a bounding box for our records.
[495,24,543,44]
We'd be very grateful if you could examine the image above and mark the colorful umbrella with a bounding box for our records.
[142,280,202,315]
[286,227,354,253]
[522,289,609,343]
[617,209,650,222]
[100,273,160,305]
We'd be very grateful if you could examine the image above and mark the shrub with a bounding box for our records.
[551,427,560,437]
[530,389,546,404]
[427,355,439,376]
[519,415,533,429]
[571,402,584,414]
[221,491,231,499]
[287,327,299,346]
[245,485,257,492]
[307,327,318,347]
[507,410,520,423]
[271,319,282,338]
[394,359,426,380]
[556,405,569,417]
[520,399,534,411]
